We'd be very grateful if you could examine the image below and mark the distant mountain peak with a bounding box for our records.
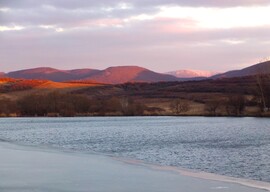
[167,69,218,78]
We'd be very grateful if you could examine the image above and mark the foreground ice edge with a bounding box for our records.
[0,140,269,192]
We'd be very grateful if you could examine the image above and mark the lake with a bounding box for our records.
[0,117,269,182]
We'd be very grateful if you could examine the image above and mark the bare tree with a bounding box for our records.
[256,73,270,112]
[205,100,220,116]
[170,99,190,115]
[120,97,145,116]
[225,94,246,116]
[256,74,267,111]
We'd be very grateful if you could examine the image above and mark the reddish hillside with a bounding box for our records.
[0,79,48,92]
[0,78,103,93]
[7,67,100,82]
[35,81,102,89]
[5,61,270,84]
[68,69,100,78]
[0,77,17,84]
[8,67,73,82]
[6,66,178,84]
[84,66,178,84]
[65,80,105,85]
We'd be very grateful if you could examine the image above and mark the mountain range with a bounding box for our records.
[2,61,270,84]
[5,66,178,84]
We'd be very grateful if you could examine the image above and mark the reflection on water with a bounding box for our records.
[0,117,270,182]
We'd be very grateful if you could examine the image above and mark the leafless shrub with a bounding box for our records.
[170,99,190,115]
[225,94,246,116]
[205,100,220,116]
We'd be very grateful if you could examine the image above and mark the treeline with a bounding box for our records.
[1,74,270,117]
[0,92,145,117]
[169,92,270,117]
[167,74,270,117]
[170,94,248,116]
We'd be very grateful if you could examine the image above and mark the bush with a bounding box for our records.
[170,99,190,115]
[225,94,246,116]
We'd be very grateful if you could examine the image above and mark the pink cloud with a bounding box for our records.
[132,17,199,33]
[153,17,198,33]
[78,18,125,27]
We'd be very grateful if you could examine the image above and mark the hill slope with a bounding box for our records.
[8,67,75,82]
[7,67,100,82]
[0,77,103,93]
[85,66,178,84]
[212,61,270,79]
[6,66,178,84]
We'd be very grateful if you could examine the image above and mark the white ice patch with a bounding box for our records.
[211,186,229,190]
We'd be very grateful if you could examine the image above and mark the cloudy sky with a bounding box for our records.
[1,0,270,73]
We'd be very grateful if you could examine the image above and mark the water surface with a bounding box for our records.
[0,117,269,182]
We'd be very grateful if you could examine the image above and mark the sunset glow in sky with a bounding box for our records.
[1,0,270,72]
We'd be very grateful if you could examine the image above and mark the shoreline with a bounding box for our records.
[0,141,269,192]
[1,114,270,118]
[117,158,270,191]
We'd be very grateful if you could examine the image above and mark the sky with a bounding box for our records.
[1,0,270,73]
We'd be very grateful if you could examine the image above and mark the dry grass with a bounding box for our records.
[0,78,105,101]
[35,81,101,89]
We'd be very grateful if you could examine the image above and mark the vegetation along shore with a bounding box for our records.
[0,72,270,117]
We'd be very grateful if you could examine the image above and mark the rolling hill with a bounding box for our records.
[84,66,178,84]
[6,66,178,84]
[64,69,100,79]
[0,77,103,93]
[212,61,270,79]
[7,67,101,82]
[8,67,74,82]
[4,61,270,84]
